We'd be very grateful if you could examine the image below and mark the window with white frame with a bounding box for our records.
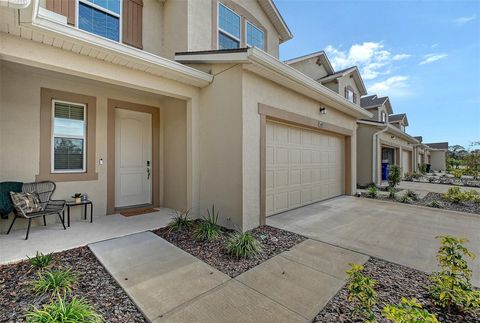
[78,0,121,41]
[400,124,405,132]
[381,111,386,123]
[246,21,264,50]
[52,101,87,173]
[218,3,240,49]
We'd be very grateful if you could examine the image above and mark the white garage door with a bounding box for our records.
[402,150,412,175]
[266,121,345,216]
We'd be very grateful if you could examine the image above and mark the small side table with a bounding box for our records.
[66,200,93,227]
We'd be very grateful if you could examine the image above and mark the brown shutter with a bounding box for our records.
[122,0,143,49]
[46,0,75,26]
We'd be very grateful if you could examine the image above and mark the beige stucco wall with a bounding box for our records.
[0,61,191,232]
[287,57,329,81]
[241,70,358,230]
[198,64,244,229]
[430,150,447,171]
[161,97,188,211]
[143,0,164,56]
[356,124,377,186]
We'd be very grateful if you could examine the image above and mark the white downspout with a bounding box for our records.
[412,144,422,172]
[372,125,389,184]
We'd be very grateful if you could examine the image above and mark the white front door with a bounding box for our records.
[115,109,152,208]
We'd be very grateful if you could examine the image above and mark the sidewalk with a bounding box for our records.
[90,232,368,322]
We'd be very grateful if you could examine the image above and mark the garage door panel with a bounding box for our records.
[266,121,345,216]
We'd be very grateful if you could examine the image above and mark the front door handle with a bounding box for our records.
[147,167,151,180]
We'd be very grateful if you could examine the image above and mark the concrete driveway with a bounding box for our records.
[268,196,480,287]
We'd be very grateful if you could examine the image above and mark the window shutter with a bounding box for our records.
[122,0,143,49]
[46,0,75,26]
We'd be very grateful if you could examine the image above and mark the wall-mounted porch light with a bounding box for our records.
[319,106,327,114]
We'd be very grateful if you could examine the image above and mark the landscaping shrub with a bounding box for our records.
[428,176,435,183]
[452,169,464,179]
[167,209,193,232]
[412,172,422,179]
[193,205,222,241]
[428,200,442,209]
[226,232,262,259]
[403,172,414,181]
[382,297,439,323]
[32,269,77,296]
[419,163,427,175]
[429,236,480,313]
[442,186,479,203]
[387,165,401,189]
[399,193,411,204]
[405,190,418,201]
[26,293,102,323]
[366,185,378,198]
[28,251,54,269]
[345,263,377,322]
[388,186,396,199]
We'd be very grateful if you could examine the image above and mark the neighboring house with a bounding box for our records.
[0,0,372,232]
[413,138,448,172]
[356,95,419,186]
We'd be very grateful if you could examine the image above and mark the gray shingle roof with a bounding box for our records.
[425,142,449,150]
[388,113,406,123]
[360,95,388,108]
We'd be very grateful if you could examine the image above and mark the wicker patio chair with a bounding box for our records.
[6,181,66,240]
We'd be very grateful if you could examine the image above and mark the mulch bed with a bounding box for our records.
[361,192,480,215]
[405,176,480,188]
[154,223,306,277]
[0,247,146,323]
[314,257,480,322]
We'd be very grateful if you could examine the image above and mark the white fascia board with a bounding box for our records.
[0,0,30,8]
[175,52,250,64]
[387,125,419,143]
[23,1,213,87]
[246,48,372,119]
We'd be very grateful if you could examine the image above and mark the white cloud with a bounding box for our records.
[368,76,411,98]
[453,14,476,25]
[392,54,411,60]
[325,42,410,81]
[419,53,448,65]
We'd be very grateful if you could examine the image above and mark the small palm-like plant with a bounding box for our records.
[399,193,411,204]
[193,205,222,241]
[28,251,54,269]
[32,269,77,296]
[167,209,193,232]
[226,232,262,259]
[388,186,396,199]
[406,189,418,201]
[366,185,378,198]
[428,200,442,208]
[26,293,102,323]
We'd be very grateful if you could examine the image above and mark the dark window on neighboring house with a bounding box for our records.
[345,87,356,103]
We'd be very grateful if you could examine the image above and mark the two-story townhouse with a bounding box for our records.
[356,95,419,186]
[413,137,448,172]
[0,0,372,236]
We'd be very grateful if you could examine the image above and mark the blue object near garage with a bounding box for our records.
[382,162,389,181]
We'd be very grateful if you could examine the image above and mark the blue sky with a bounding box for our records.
[276,0,480,149]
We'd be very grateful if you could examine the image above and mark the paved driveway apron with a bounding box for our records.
[268,196,480,287]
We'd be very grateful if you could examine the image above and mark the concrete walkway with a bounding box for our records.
[268,196,480,287]
[90,232,368,322]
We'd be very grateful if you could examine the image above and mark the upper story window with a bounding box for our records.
[52,100,87,173]
[345,87,356,104]
[381,111,386,123]
[78,0,121,42]
[246,21,265,50]
[400,124,405,132]
[218,3,241,49]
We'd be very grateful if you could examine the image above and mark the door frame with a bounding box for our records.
[107,99,160,214]
[258,103,353,225]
